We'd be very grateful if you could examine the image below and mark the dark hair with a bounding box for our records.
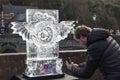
[74,25,92,39]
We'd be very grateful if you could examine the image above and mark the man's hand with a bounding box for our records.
[65,61,73,70]
[65,61,79,70]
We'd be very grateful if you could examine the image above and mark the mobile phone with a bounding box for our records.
[66,57,72,64]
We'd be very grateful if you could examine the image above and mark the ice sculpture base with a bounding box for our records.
[25,58,63,77]
[23,73,65,80]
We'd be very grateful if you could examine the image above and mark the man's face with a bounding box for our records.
[74,35,87,46]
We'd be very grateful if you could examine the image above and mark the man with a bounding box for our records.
[66,25,120,80]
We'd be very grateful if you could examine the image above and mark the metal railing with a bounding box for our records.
[0,49,87,56]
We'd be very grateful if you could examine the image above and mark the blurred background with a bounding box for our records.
[1,0,120,33]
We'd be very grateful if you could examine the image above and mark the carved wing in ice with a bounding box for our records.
[11,20,75,47]
[56,21,75,42]
[11,22,34,43]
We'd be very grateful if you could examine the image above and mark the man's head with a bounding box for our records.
[74,25,92,46]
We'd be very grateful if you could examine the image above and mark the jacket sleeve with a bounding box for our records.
[70,41,106,78]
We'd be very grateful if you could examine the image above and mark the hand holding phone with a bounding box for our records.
[66,57,72,64]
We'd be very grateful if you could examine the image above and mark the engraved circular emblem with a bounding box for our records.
[33,21,56,47]
[38,27,53,44]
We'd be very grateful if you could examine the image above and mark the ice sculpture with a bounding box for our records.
[11,9,75,79]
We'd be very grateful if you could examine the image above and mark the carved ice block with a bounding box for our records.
[11,9,75,77]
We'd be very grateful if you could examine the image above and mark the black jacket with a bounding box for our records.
[70,28,120,80]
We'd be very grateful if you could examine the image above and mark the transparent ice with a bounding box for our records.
[11,9,75,77]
